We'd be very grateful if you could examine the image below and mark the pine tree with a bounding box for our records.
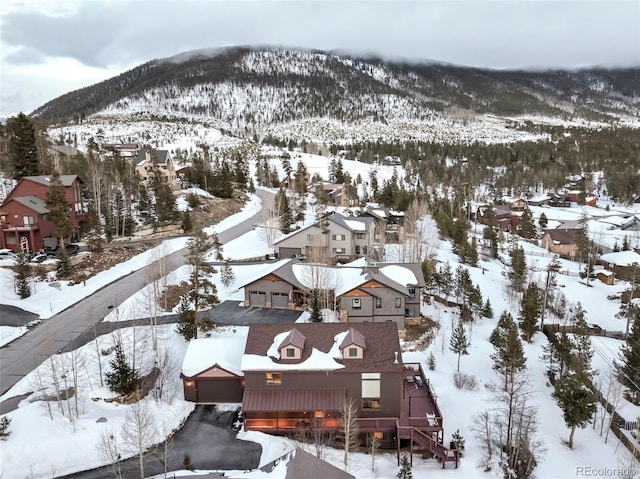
[84,203,103,252]
[574,215,590,266]
[7,112,38,179]
[182,453,195,472]
[622,235,630,251]
[467,236,479,266]
[518,207,537,239]
[181,211,193,233]
[427,351,436,371]
[538,212,548,229]
[482,298,494,318]
[186,231,219,338]
[552,304,596,449]
[56,247,72,278]
[451,429,465,456]
[105,343,138,395]
[508,244,527,292]
[483,224,499,258]
[220,260,236,287]
[450,321,470,372]
[151,169,177,225]
[0,415,11,440]
[45,170,73,251]
[490,311,526,391]
[309,289,322,322]
[396,454,413,479]
[275,187,293,234]
[14,251,31,299]
[518,282,541,342]
[616,304,640,397]
[176,295,197,341]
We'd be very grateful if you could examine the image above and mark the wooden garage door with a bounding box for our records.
[271,292,289,309]
[196,378,243,403]
[249,290,266,306]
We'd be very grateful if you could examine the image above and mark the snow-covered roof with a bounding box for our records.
[599,251,640,267]
[343,219,366,231]
[379,264,417,286]
[328,331,349,359]
[181,335,247,377]
[241,348,346,372]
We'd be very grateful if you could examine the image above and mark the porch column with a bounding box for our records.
[28,229,36,252]
[13,230,19,250]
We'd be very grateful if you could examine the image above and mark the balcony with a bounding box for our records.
[399,362,443,433]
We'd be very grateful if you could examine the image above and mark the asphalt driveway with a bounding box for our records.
[0,304,39,327]
[210,300,303,325]
[59,405,261,478]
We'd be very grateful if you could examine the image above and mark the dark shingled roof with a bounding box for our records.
[340,327,366,349]
[544,228,582,244]
[244,322,403,373]
[280,328,306,350]
[136,149,170,165]
[23,175,81,187]
[10,196,49,214]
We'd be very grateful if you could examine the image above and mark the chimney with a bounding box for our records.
[393,351,399,364]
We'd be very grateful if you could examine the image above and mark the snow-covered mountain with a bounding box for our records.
[36,46,640,145]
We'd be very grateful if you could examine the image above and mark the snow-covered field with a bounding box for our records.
[1,154,639,478]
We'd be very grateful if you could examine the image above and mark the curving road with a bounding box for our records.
[0,189,274,396]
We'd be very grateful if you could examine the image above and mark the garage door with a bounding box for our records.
[196,378,243,403]
[249,290,266,307]
[271,292,289,309]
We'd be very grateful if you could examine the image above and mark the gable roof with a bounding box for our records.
[280,328,306,350]
[600,251,640,267]
[21,175,81,187]
[181,335,248,377]
[543,228,581,244]
[328,213,373,232]
[340,327,366,349]
[136,149,170,166]
[5,196,49,214]
[47,144,78,156]
[242,323,402,373]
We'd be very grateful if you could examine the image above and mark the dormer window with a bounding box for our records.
[286,348,296,358]
[348,347,358,357]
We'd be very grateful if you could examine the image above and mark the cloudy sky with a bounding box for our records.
[1,0,639,116]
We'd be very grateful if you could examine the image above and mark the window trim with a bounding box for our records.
[266,372,282,385]
[352,298,361,310]
[375,297,382,309]
[286,348,295,358]
[395,297,402,308]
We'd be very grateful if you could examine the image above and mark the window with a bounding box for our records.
[356,233,366,239]
[395,298,402,308]
[332,234,346,241]
[373,432,383,439]
[286,348,295,357]
[307,234,313,241]
[405,308,415,317]
[362,373,380,409]
[266,373,282,384]
[362,246,368,255]
[352,298,361,310]
[408,288,416,300]
[22,216,34,225]
[362,399,381,409]
[375,297,382,309]
[333,248,345,254]
[348,347,358,357]
[355,245,361,255]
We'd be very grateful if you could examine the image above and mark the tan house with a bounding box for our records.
[599,251,640,279]
[275,213,375,263]
[135,149,177,187]
[540,228,581,256]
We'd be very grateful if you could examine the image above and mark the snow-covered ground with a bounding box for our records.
[1,155,639,478]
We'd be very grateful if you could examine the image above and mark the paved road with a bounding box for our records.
[0,304,39,327]
[58,406,262,479]
[0,189,275,396]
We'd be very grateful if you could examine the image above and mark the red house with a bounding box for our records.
[0,175,84,252]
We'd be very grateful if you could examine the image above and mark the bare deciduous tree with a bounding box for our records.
[96,429,124,479]
[121,400,157,479]
[339,395,360,470]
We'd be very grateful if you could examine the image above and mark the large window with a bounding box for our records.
[362,373,380,409]
[22,216,34,225]
[375,297,382,309]
[332,234,346,241]
[333,248,345,254]
[395,298,402,308]
[356,233,366,239]
[266,373,282,385]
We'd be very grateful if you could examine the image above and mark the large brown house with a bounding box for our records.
[238,322,457,467]
[239,259,425,329]
[0,175,84,252]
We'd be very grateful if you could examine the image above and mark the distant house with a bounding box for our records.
[476,204,519,232]
[239,322,458,466]
[275,213,375,262]
[360,206,405,243]
[548,194,571,207]
[540,228,581,256]
[596,270,615,286]
[315,183,359,207]
[135,149,177,187]
[0,175,84,252]
[527,195,551,207]
[101,143,139,158]
[46,144,79,172]
[599,251,640,278]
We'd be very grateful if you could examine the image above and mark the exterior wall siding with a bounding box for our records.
[244,278,293,308]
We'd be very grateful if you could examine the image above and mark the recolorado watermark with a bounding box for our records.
[576,466,637,477]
